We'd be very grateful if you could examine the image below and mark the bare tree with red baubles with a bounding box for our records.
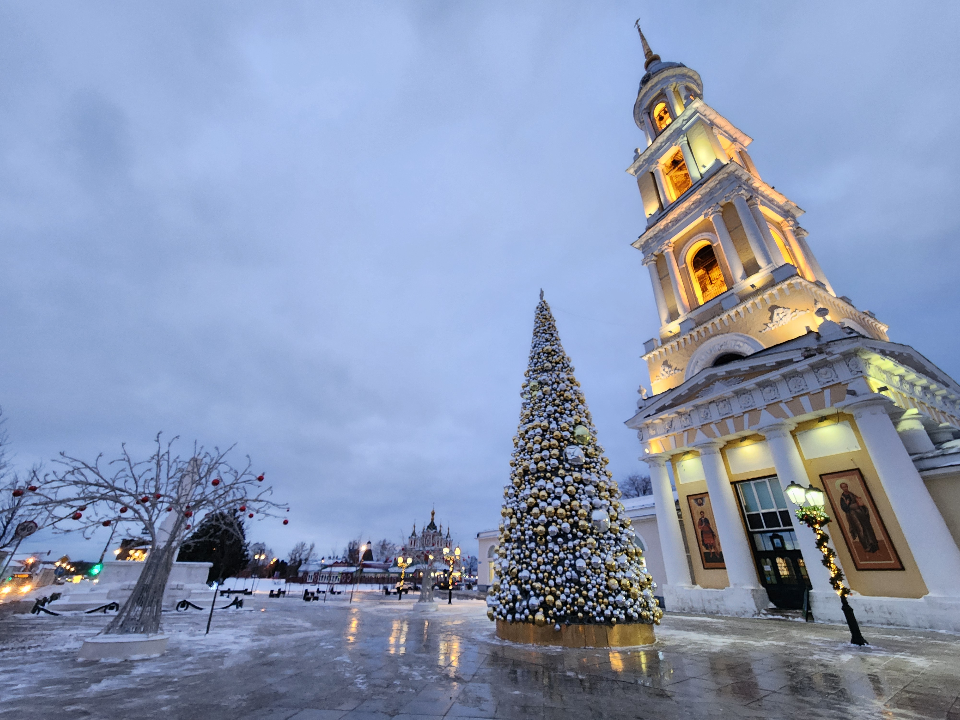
[31,433,287,636]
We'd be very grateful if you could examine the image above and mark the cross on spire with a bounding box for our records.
[635,19,661,71]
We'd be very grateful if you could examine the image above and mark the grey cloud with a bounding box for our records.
[1,1,958,560]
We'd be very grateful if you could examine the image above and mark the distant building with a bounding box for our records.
[398,510,462,586]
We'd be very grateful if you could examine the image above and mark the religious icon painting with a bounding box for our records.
[687,492,725,569]
[820,469,903,571]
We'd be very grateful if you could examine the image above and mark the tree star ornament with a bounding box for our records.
[489,293,663,642]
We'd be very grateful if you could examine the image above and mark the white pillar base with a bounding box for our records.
[806,591,845,624]
[78,634,169,661]
[662,584,770,617]
[843,595,960,633]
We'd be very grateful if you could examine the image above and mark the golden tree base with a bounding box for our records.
[495,619,655,648]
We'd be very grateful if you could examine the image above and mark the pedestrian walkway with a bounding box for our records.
[0,599,957,719]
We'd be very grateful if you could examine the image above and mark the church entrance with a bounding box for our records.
[735,477,811,610]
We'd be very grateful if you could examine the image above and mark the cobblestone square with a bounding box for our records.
[2,597,958,719]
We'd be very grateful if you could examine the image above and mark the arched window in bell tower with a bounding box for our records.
[689,242,727,304]
[652,100,673,133]
[664,149,692,199]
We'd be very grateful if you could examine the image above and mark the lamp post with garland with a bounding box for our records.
[442,545,461,604]
[785,481,867,646]
[396,553,413,601]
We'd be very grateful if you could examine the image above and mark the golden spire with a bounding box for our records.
[635,19,661,71]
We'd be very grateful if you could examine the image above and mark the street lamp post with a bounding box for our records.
[396,554,413,601]
[785,481,868,646]
[442,546,461,605]
[350,543,367,604]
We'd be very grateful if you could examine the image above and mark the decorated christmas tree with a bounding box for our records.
[487,293,662,644]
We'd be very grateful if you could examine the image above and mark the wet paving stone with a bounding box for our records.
[0,596,958,719]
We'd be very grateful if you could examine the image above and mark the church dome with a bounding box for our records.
[632,23,703,133]
[639,60,687,88]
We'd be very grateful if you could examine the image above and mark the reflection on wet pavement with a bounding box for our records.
[0,597,958,719]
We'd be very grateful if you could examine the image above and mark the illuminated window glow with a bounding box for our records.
[690,244,727,303]
[664,150,692,199]
[652,101,672,132]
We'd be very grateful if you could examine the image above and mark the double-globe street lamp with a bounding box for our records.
[396,554,413,601]
[785,481,867,646]
[442,545,461,605]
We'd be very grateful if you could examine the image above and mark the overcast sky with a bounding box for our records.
[3,2,959,563]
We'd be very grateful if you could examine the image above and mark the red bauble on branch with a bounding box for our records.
[184,510,193,518]
[72,512,83,520]
[154,493,162,499]
[257,474,264,482]
[283,519,289,525]
[212,478,220,486]
[78,505,87,511]
[248,513,254,518]
[27,485,38,492]
[102,520,111,527]
[120,507,128,513]
[12,489,23,497]
[140,496,150,504]
[239,505,246,512]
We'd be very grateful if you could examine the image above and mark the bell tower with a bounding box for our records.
[629,23,887,395]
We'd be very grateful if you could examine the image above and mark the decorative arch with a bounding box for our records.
[768,224,797,267]
[683,236,728,305]
[651,97,674,133]
[685,332,765,380]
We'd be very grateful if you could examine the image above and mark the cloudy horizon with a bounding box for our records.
[2,1,959,563]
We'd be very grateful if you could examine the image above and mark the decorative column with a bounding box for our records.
[677,136,702,184]
[644,454,694,588]
[895,409,936,454]
[737,146,761,178]
[788,221,835,295]
[664,246,691,314]
[642,113,657,145]
[694,442,761,589]
[849,397,960,597]
[758,421,841,597]
[705,127,729,167]
[778,220,816,282]
[652,165,671,207]
[707,206,746,283]
[747,196,784,265]
[668,84,685,116]
[731,192,774,268]
[644,256,671,326]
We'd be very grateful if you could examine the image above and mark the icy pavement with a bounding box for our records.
[1,595,958,719]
